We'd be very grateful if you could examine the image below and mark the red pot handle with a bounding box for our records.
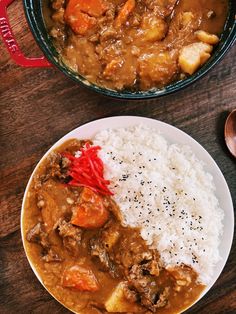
[0,0,51,67]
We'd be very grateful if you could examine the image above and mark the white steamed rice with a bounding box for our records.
[93,124,224,285]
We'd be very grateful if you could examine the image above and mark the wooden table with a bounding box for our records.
[0,1,235,313]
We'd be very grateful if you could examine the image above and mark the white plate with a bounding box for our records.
[21,116,234,313]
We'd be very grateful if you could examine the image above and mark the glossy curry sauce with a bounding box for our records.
[43,0,228,91]
[23,139,205,314]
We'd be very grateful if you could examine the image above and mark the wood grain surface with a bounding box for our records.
[0,1,235,313]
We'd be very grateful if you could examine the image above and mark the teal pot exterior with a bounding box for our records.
[23,0,236,100]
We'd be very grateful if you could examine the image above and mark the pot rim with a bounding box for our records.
[23,0,236,100]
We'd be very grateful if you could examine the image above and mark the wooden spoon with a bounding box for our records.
[224,109,236,158]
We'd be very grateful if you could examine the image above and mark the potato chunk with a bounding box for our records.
[179,42,213,75]
[181,12,194,27]
[138,51,177,89]
[195,30,220,45]
[141,15,167,42]
[103,59,123,79]
[105,282,141,312]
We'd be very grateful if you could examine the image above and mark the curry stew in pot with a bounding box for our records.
[44,0,229,91]
[23,139,205,314]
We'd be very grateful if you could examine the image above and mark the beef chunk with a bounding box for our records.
[42,248,62,262]
[128,264,158,308]
[144,0,178,17]
[90,237,118,278]
[37,179,75,233]
[48,153,70,182]
[89,220,121,278]
[143,259,160,277]
[115,230,154,272]
[127,263,169,311]
[123,284,139,303]
[27,222,62,262]
[100,220,120,251]
[54,218,82,254]
[155,287,170,309]
[38,153,70,184]
[26,222,50,248]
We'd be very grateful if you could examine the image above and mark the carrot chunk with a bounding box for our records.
[62,265,99,291]
[66,11,96,35]
[114,0,135,29]
[71,187,109,228]
[76,0,108,17]
[64,0,107,35]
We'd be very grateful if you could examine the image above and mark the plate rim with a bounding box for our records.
[21,115,234,313]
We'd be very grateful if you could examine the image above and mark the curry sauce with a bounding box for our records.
[23,139,205,314]
[43,0,229,91]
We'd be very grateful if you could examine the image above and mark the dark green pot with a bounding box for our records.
[23,0,236,99]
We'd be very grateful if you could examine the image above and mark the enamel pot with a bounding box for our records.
[0,0,235,99]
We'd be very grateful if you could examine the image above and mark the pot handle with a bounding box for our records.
[0,0,51,67]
